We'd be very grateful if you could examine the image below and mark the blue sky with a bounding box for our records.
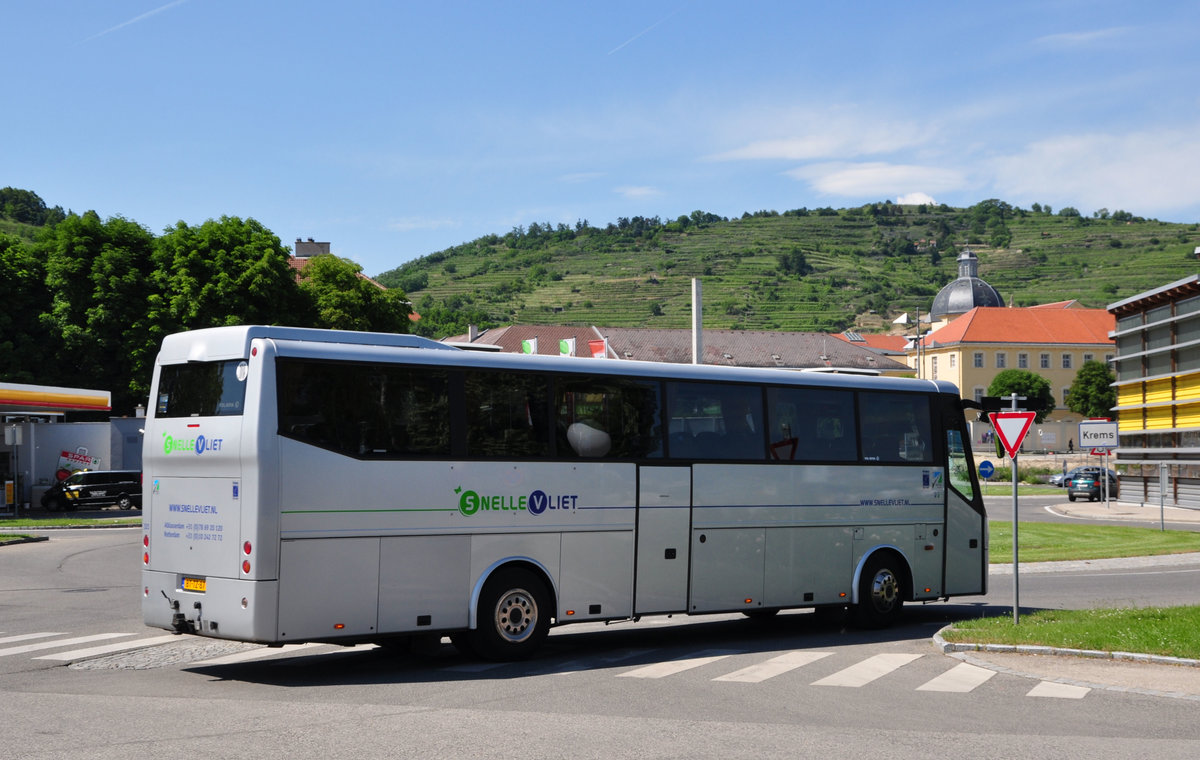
[5,1,1200,277]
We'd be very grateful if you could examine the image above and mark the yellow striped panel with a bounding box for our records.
[1176,402,1200,429]
[1116,384,1144,409]
[1176,373,1200,401]
[1144,378,1173,404]
[1144,405,1174,430]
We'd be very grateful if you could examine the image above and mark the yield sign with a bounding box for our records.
[988,411,1037,459]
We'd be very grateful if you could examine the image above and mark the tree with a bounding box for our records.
[40,212,156,411]
[1067,360,1116,419]
[0,233,53,383]
[296,254,412,333]
[149,216,311,334]
[988,369,1056,423]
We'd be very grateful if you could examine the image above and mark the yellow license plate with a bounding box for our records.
[181,576,206,592]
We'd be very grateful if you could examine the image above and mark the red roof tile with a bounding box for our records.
[923,306,1114,347]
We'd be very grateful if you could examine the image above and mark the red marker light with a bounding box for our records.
[243,541,252,555]
[242,560,251,574]
[143,552,149,565]
[143,535,149,547]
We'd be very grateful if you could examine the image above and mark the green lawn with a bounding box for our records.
[988,521,1200,564]
[941,606,1200,660]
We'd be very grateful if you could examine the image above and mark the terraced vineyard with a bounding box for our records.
[376,202,1200,338]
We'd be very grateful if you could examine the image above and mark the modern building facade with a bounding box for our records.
[1109,275,1200,508]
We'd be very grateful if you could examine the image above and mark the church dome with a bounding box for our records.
[930,249,1003,320]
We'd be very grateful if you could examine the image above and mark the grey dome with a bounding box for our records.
[930,249,1003,320]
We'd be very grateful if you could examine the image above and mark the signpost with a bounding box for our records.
[989,400,1037,624]
[1080,418,1117,504]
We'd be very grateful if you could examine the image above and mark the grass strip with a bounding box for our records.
[0,517,141,529]
[942,606,1200,660]
[989,521,1200,564]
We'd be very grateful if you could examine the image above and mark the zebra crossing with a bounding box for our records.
[0,629,1091,699]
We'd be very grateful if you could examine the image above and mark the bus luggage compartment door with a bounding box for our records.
[634,466,692,614]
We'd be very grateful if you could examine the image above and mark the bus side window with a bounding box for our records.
[858,392,932,464]
[665,382,763,460]
[555,377,662,459]
[464,371,551,458]
[767,387,856,461]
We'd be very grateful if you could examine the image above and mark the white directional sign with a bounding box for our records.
[1079,419,1118,449]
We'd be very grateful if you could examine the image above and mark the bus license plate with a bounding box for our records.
[181,576,206,592]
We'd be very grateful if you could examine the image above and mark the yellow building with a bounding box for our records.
[912,303,1115,452]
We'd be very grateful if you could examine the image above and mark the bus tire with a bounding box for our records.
[470,567,551,661]
[853,553,906,629]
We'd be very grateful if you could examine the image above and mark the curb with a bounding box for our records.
[0,535,50,547]
[932,626,1200,701]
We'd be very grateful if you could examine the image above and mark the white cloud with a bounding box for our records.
[897,192,937,206]
[990,127,1200,217]
[1032,27,1131,48]
[787,162,966,198]
[615,185,662,199]
[708,109,933,162]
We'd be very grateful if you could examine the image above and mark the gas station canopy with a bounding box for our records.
[0,382,111,415]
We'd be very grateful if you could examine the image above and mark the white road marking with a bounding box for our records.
[916,662,997,692]
[713,651,834,683]
[811,653,924,687]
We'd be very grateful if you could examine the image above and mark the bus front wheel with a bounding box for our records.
[854,554,906,629]
[470,567,551,661]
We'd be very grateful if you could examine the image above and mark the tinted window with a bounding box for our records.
[766,387,857,461]
[666,382,764,460]
[277,358,450,458]
[556,375,662,458]
[157,361,247,417]
[464,370,551,457]
[859,392,932,463]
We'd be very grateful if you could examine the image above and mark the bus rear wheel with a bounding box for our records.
[854,554,905,629]
[470,567,551,661]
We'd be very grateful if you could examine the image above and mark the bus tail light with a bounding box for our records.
[143,534,149,566]
[242,541,252,574]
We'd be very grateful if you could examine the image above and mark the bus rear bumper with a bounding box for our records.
[142,570,279,643]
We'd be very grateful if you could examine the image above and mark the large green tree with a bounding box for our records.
[149,216,311,335]
[1067,360,1116,418]
[988,369,1056,423]
[40,212,156,412]
[296,254,412,332]
[0,233,53,383]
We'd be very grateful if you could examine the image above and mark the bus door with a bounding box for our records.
[634,466,692,614]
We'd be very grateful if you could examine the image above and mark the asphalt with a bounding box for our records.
[946,496,1200,701]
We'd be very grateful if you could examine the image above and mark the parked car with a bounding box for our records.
[40,470,142,511]
[1066,467,1119,502]
[1050,466,1116,487]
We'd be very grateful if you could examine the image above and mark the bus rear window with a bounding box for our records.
[156,361,248,417]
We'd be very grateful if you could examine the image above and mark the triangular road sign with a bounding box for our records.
[988,411,1037,459]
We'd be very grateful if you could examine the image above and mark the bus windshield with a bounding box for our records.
[155,360,248,417]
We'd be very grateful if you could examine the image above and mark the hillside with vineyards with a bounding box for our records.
[377,201,1200,339]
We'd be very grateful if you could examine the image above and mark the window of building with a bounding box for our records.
[973,387,985,403]
[1061,353,1073,370]
[931,356,938,380]
[1062,387,1070,404]
[949,354,956,369]
[995,353,1007,369]
[1105,354,1114,365]
[1040,353,1050,369]
[973,352,984,368]
[1017,353,1028,369]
